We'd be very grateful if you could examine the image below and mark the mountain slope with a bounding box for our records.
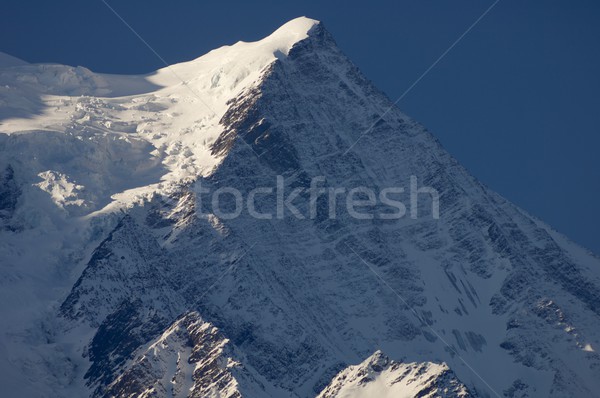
[1,17,599,398]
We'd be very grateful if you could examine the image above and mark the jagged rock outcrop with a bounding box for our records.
[0,164,20,230]
[103,311,288,398]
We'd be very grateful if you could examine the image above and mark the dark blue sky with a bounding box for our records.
[2,0,599,254]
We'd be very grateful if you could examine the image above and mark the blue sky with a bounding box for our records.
[1,0,599,254]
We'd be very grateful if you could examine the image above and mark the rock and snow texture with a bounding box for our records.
[317,351,473,398]
[1,16,600,398]
[104,311,289,398]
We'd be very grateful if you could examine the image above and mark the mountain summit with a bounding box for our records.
[1,17,599,398]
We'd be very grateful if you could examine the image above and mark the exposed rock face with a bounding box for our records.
[0,165,20,230]
[1,17,600,398]
[103,311,288,398]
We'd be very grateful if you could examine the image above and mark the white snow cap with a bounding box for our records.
[265,16,321,53]
[135,16,323,118]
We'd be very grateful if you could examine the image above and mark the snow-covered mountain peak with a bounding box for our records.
[144,17,321,105]
[317,350,475,397]
[262,16,321,51]
[0,18,334,222]
[2,15,600,398]
[146,17,320,83]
